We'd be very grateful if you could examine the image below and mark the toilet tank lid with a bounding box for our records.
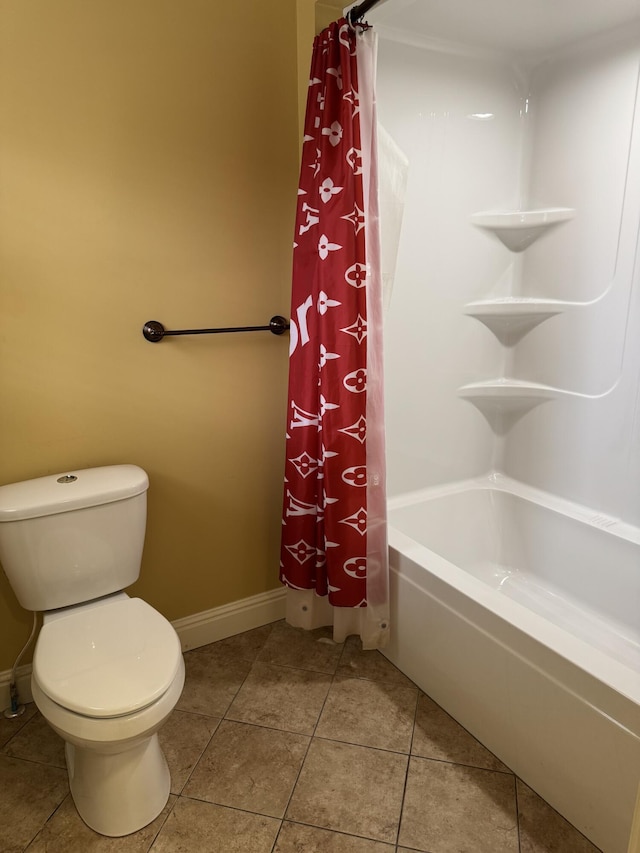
[0,465,149,521]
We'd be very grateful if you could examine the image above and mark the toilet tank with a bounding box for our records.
[0,465,149,611]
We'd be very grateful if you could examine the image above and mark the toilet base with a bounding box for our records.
[66,732,170,837]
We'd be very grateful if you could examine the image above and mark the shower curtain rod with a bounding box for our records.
[346,0,382,25]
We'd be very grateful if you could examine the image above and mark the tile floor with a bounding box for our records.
[0,620,601,852]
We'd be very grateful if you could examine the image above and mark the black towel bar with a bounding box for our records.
[142,316,289,343]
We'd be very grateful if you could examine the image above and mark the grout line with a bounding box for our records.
[149,794,284,850]
[269,818,284,853]
[171,707,224,722]
[22,790,71,852]
[276,817,398,848]
[514,774,522,853]
[394,686,420,848]
[177,792,284,820]
[147,792,179,852]
[408,752,516,775]
[242,658,340,677]
[278,657,337,801]
[0,751,66,772]
[173,717,221,796]
[312,731,414,757]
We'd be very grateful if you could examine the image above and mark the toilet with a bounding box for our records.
[0,464,185,837]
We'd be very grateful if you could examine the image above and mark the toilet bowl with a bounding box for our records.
[31,593,185,837]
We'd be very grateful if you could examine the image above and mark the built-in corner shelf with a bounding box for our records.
[464,297,566,344]
[464,205,577,431]
[459,378,559,408]
[471,208,575,252]
[458,379,560,432]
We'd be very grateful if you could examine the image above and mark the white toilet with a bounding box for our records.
[0,464,185,837]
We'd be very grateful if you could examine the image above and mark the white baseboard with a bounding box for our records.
[0,664,34,714]
[0,587,287,715]
[172,587,287,652]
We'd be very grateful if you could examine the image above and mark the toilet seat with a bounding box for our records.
[33,597,182,718]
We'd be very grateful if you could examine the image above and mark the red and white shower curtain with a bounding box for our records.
[280,19,389,649]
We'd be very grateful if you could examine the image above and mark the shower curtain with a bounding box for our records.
[280,19,389,649]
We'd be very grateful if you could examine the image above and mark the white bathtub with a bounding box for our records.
[384,475,640,853]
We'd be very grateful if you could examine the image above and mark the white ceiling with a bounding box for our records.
[366,0,640,55]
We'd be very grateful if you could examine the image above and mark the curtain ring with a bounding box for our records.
[346,11,371,32]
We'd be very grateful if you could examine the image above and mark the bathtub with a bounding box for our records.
[383,475,640,853]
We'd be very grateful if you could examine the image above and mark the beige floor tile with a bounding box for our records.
[399,756,519,853]
[412,693,511,772]
[0,702,38,749]
[336,636,416,687]
[286,738,408,844]
[0,755,68,853]
[158,710,220,794]
[274,821,395,852]
[183,719,309,817]
[257,621,344,673]
[176,644,253,717]
[208,624,274,661]
[226,661,331,735]
[25,793,176,852]
[315,676,417,752]
[150,797,280,853]
[517,780,601,852]
[2,711,66,768]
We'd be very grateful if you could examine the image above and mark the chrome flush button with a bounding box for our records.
[57,475,78,484]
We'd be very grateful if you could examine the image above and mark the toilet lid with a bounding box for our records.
[33,597,183,718]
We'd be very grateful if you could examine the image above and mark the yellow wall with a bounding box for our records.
[296,0,317,134]
[316,2,345,31]
[0,0,302,670]
[295,1,343,138]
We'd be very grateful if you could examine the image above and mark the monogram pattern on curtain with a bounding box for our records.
[280,20,374,611]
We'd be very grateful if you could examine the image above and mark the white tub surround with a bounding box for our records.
[377,12,640,513]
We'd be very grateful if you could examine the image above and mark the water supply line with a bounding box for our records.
[3,612,37,719]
